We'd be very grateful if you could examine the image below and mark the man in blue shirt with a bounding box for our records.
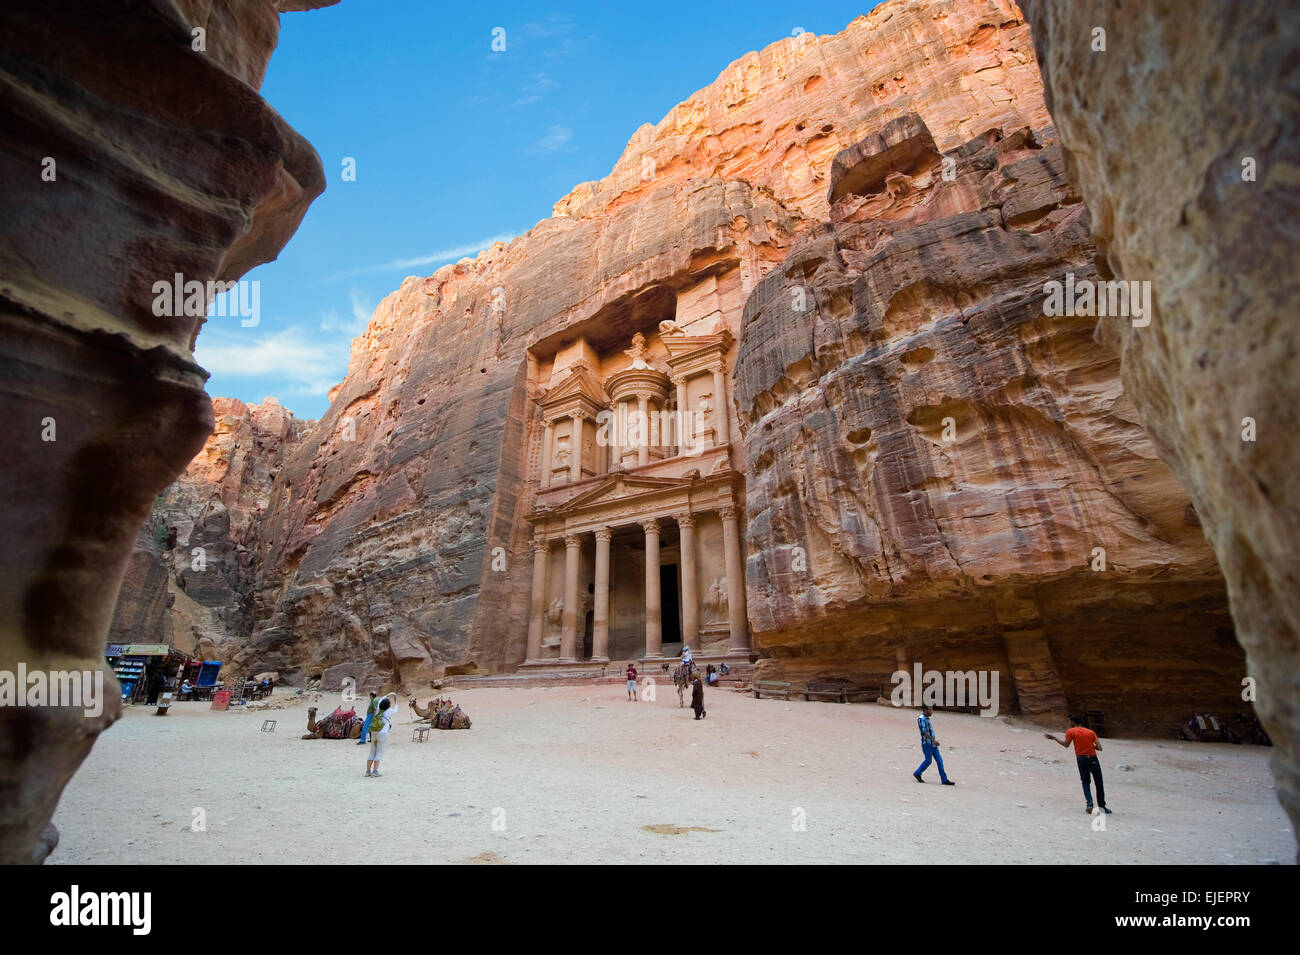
[914,705,956,785]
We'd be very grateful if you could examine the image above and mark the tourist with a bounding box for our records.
[913,704,955,785]
[357,691,378,745]
[365,697,393,777]
[179,679,193,700]
[680,644,694,670]
[691,675,707,720]
[626,663,638,701]
[1045,715,1112,814]
[705,664,718,686]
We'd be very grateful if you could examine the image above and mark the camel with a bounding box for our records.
[673,662,698,707]
[301,705,363,739]
[407,696,472,730]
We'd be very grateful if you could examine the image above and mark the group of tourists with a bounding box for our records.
[913,705,1114,813]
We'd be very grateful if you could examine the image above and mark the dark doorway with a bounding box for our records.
[660,564,681,646]
[583,610,593,660]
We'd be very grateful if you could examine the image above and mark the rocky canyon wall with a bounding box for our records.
[734,110,1236,733]
[0,0,333,863]
[204,0,1246,746]
[1020,0,1300,848]
[231,0,1068,688]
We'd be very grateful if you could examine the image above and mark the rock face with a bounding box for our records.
[0,0,331,863]
[212,0,1244,747]
[108,528,175,650]
[239,0,1060,687]
[735,110,1235,732]
[1020,0,1300,847]
[155,396,308,650]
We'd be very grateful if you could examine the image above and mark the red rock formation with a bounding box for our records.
[734,112,1237,732]
[221,0,1241,746]
[1021,0,1300,851]
[155,396,308,646]
[0,0,331,863]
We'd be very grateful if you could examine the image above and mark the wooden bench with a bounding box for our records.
[753,680,791,700]
[804,679,846,703]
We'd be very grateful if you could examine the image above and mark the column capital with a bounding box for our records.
[719,504,738,521]
[532,534,550,554]
[635,391,652,403]
[594,526,613,543]
[670,373,689,387]
[641,517,660,535]
[676,512,695,528]
[571,410,587,423]
[710,361,727,376]
[564,533,582,548]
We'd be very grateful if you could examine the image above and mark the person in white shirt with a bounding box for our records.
[365,696,395,777]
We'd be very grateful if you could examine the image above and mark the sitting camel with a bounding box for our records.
[301,705,363,739]
[407,696,472,730]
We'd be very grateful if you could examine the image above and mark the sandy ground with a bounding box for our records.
[49,684,1295,864]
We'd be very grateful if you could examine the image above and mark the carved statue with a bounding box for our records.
[696,393,714,439]
[624,332,650,369]
[658,319,684,337]
[705,577,728,620]
[553,434,571,469]
[546,597,563,627]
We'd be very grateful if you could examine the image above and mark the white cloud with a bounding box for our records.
[328,231,519,281]
[531,125,572,154]
[195,326,348,390]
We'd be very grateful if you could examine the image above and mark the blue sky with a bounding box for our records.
[196,1,877,419]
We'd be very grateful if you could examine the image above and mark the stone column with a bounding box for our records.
[720,504,749,652]
[643,518,662,657]
[526,535,549,662]
[540,419,554,489]
[711,364,730,447]
[674,375,689,456]
[568,414,584,484]
[592,527,612,662]
[677,512,699,649]
[560,533,581,662]
[636,393,650,468]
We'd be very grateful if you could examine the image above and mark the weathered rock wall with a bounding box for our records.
[1021,0,1300,847]
[0,0,331,863]
[733,111,1237,732]
[248,180,798,684]
[238,0,1072,691]
[155,396,308,651]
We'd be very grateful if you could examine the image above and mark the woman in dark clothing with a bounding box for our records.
[691,677,707,720]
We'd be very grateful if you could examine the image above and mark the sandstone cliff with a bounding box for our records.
[238,0,1057,686]
[210,0,1242,744]
[736,111,1234,731]
[1021,0,1300,851]
[0,0,333,863]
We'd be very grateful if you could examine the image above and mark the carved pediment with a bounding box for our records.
[539,362,608,419]
[661,323,735,376]
[555,473,688,513]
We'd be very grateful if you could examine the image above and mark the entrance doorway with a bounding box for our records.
[660,564,681,646]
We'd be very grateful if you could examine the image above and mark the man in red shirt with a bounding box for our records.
[1046,714,1112,814]
[626,663,638,702]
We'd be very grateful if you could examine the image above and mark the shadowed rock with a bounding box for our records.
[0,0,333,863]
[1020,0,1300,854]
